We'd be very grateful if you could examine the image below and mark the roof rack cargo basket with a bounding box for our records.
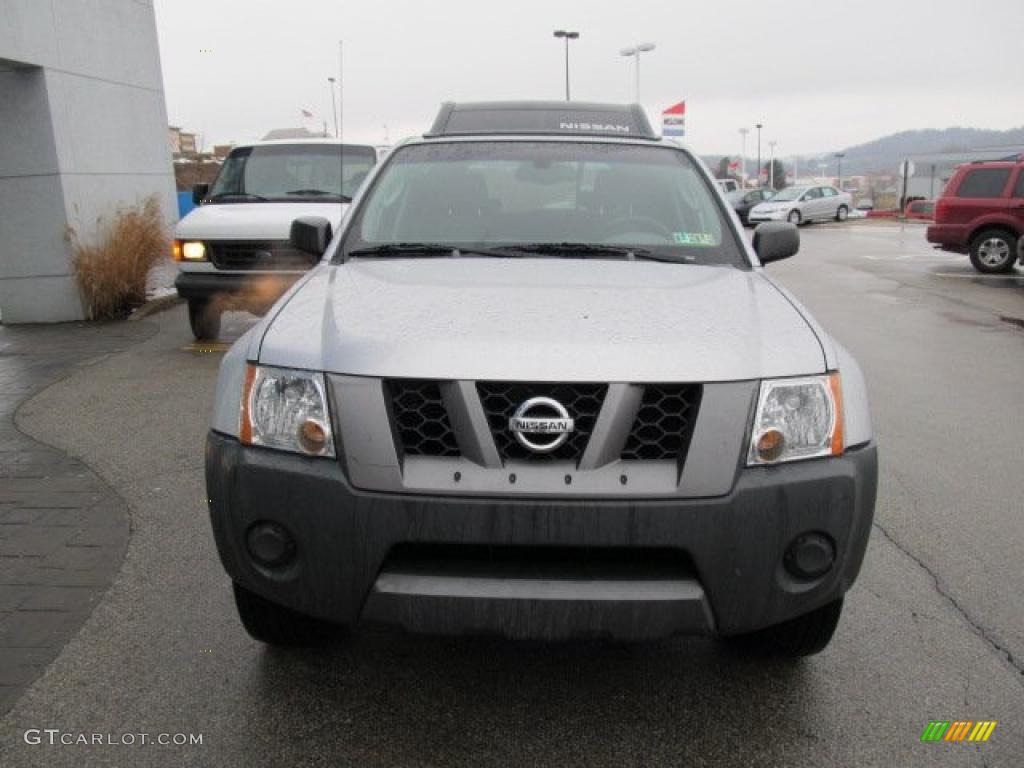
[425,101,658,140]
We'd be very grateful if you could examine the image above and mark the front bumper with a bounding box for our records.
[174,271,302,304]
[748,209,788,222]
[206,432,877,641]
[925,223,967,250]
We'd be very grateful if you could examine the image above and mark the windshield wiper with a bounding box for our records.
[347,243,529,259]
[286,189,352,202]
[208,192,269,202]
[497,242,693,263]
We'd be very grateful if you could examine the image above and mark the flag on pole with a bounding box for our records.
[662,101,686,137]
[728,159,740,172]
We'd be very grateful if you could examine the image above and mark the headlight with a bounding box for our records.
[180,240,207,261]
[748,374,843,465]
[240,365,335,457]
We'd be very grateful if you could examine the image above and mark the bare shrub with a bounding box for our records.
[68,195,169,320]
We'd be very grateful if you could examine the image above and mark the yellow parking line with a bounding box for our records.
[180,342,232,353]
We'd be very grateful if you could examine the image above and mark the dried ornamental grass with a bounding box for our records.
[68,195,169,319]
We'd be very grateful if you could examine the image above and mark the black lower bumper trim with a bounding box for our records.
[206,432,877,640]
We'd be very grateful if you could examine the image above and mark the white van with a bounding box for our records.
[173,140,377,339]
[715,178,739,194]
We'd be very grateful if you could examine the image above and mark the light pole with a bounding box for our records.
[755,123,763,187]
[818,162,828,183]
[834,152,846,191]
[620,42,655,102]
[553,30,579,101]
[768,140,777,189]
[327,77,339,138]
[739,128,749,187]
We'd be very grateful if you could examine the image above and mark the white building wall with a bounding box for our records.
[0,0,176,323]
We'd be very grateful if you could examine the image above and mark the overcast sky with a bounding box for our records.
[154,0,1024,158]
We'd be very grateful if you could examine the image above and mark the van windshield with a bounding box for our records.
[341,141,747,267]
[208,144,376,202]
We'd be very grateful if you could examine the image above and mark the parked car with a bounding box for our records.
[206,101,877,657]
[726,187,775,226]
[748,185,852,226]
[904,199,935,221]
[715,178,740,194]
[926,158,1024,273]
[173,140,378,339]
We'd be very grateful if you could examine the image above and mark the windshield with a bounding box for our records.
[208,144,376,202]
[725,190,746,202]
[341,141,746,267]
[770,186,807,202]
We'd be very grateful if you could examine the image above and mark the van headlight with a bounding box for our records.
[748,374,844,465]
[240,365,335,457]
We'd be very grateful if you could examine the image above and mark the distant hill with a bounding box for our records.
[829,127,1024,175]
[704,126,1024,179]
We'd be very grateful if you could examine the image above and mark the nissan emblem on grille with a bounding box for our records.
[509,397,575,454]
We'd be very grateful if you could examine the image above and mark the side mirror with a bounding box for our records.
[753,222,799,264]
[192,183,209,205]
[290,216,333,257]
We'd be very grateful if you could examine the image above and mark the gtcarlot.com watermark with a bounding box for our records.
[24,729,203,747]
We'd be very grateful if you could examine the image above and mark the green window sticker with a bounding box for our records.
[672,232,715,246]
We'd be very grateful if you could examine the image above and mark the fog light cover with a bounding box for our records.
[784,532,836,580]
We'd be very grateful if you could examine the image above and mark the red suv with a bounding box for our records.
[926,158,1024,273]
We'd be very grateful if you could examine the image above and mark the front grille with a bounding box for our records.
[207,241,318,271]
[621,384,702,461]
[388,380,460,457]
[477,382,606,462]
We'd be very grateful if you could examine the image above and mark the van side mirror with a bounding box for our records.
[192,183,209,205]
[753,222,799,264]
[290,216,333,257]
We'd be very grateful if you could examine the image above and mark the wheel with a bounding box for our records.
[835,205,849,222]
[232,582,344,646]
[969,229,1018,274]
[787,209,802,226]
[188,299,221,340]
[724,597,844,657]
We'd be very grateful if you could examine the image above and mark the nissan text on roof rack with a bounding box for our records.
[206,101,877,656]
[173,139,377,339]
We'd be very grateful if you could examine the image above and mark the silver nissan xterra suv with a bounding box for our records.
[206,101,877,656]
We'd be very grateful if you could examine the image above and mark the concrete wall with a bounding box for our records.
[0,0,176,323]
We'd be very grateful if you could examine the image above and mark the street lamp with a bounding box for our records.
[834,152,846,191]
[739,128,749,187]
[768,140,777,189]
[755,123,763,187]
[327,77,339,138]
[553,30,580,101]
[620,42,655,102]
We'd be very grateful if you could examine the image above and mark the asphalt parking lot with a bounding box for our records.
[1,221,1022,767]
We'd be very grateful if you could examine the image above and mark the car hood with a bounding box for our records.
[257,258,826,381]
[175,202,346,241]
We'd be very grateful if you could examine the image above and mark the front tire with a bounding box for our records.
[835,205,849,222]
[787,209,802,226]
[969,229,1017,274]
[724,597,844,657]
[232,583,344,647]
[188,299,221,340]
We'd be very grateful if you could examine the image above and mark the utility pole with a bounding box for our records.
[834,152,846,191]
[755,123,763,187]
[739,127,749,187]
[620,43,655,102]
[768,140,777,189]
[327,77,338,138]
[553,30,579,101]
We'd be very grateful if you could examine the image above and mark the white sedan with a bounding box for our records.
[749,185,852,226]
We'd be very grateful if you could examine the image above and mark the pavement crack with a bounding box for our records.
[873,520,1024,685]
